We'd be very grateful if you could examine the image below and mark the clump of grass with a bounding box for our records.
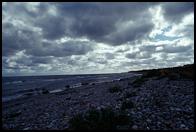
[108,85,122,93]
[6,111,22,119]
[132,77,147,87]
[168,73,180,80]
[68,107,130,130]
[121,100,134,110]
[179,71,194,80]
[124,91,137,98]
[142,70,160,78]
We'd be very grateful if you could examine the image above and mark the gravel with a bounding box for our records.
[2,76,194,130]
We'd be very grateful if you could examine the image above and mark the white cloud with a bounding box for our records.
[164,13,194,37]
[2,3,194,76]
[149,5,169,38]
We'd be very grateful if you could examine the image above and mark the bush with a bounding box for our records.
[6,111,22,119]
[168,73,180,80]
[121,100,134,110]
[179,71,194,80]
[108,86,122,93]
[68,107,130,130]
[142,70,160,78]
[124,91,137,98]
[132,77,147,87]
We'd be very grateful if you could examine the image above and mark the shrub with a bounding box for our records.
[132,77,147,87]
[168,73,179,80]
[108,86,122,93]
[121,100,134,110]
[68,107,130,130]
[5,111,22,119]
[68,113,88,129]
[142,70,160,78]
[124,91,137,98]
[179,71,194,80]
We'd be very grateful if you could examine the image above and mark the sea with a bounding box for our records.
[2,73,139,102]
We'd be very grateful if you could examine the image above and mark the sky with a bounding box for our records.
[2,2,194,76]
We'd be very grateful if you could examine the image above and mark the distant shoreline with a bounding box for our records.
[3,63,194,78]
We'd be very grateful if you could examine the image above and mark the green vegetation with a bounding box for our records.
[131,64,194,80]
[121,100,134,110]
[108,85,122,93]
[142,69,161,78]
[132,77,147,87]
[68,107,131,130]
[6,111,22,119]
[124,91,137,98]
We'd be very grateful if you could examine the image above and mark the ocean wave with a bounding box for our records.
[4,81,23,85]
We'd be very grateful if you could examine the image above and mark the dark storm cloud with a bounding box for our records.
[162,2,194,23]
[139,45,157,52]
[31,56,53,64]
[2,20,93,57]
[2,2,157,58]
[27,41,93,57]
[105,53,115,60]
[35,2,157,45]
[2,22,40,57]
[125,51,152,59]
[162,44,192,53]
[105,22,154,45]
[123,58,156,67]
[2,2,194,76]
[35,15,67,40]
[125,52,137,59]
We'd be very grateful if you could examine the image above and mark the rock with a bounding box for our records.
[175,108,182,111]
[23,127,31,130]
[170,107,175,111]
[81,82,89,85]
[65,85,70,88]
[8,110,22,118]
[132,125,138,129]
[24,92,34,96]
[157,121,161,125]
[66,97,71,100]
[180,124,186,128]
[146,119,151,123]
[42,88,49,94]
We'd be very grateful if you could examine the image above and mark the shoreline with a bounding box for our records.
[2,71,194,130]
[2,72,141,103]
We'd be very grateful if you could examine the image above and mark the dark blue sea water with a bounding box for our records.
[2,73,138,102]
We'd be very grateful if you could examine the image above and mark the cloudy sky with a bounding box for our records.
[2,2,194,76]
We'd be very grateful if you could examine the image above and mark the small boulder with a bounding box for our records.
[42,88,49,94]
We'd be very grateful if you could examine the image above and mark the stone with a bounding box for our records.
[132,125,138,129]
[42,89,49,94]
[23,127,31,130]
[66,97,71,100]
[146,119,151,123]
[180,124,186,128]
